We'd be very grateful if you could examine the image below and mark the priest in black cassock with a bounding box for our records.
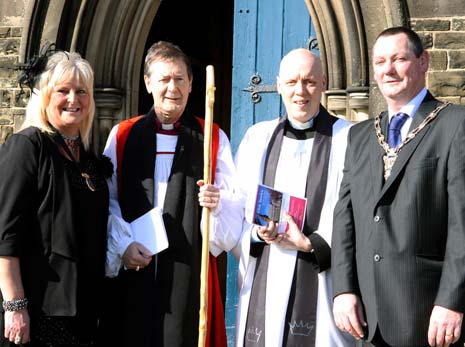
[99,41,241,347]
[233,49,355,346]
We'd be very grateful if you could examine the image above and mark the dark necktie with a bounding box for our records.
[388,112,409,148]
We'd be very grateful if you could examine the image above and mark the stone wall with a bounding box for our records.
[411,16,465,105]
[0,0,29,144]
[0,25,26,143]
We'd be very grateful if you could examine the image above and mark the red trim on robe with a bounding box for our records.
[115,115,143,201]
[115,115,227,347]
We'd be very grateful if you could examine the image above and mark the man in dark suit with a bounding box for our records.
[331,26,465,347]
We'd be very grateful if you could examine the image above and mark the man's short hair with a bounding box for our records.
[144,41,193,79]
[375,26,424,58]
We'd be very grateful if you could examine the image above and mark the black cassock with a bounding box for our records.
[99,110,207,347]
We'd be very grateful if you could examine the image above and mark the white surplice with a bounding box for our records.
[232,117,356,347]
[103,123,243,277]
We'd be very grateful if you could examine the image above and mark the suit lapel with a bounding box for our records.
[378,93,440,199]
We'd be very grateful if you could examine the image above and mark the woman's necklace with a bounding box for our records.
[55,132,96,192]
[60,133,80,141]
[61,134,81,162]
[374,102,449,180]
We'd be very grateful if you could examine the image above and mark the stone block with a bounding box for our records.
[428,50,447,70]
[449,51,465,69]
[452,18,465,31]
[0,116,12,125]
[13,109,26,116]
[0,89,11,107]
[0,125,13,144]
[411,19,450,31]
[428,71,465,96]
[437,96,461,105]
[13,112,25,132]
[419,33,433,49]
[407,0,465,17]
[0,0,28,26]
[434,33,465,49]
[0,56,17,68]
[0,78,20,88]
[14,89,29,107]
[11,27,22,37]
[0,27,10,38]
[0,65,16,79]
[0,39,20,55]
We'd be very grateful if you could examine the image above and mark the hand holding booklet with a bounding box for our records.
[252,184,306,233]
[130,206,169,255]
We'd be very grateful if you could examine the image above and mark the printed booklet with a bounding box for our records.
[252,184,306,233]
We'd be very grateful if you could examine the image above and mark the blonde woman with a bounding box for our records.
[0,50,112,347]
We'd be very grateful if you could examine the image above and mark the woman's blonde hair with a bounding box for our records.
[21,51,95,150]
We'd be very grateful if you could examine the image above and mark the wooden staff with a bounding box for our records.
[198,65,215,347]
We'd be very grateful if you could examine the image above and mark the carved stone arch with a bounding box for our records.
[360,0,409,117]
[19,0,67,60]
[18,0,411,148]
[304,0,369,121]
[18,0,161,151]
[304,0,409,121]
[75,1,161,150]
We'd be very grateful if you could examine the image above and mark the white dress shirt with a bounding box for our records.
[388,87,427,141]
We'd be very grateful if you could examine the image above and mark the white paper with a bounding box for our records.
[130,207,169,255]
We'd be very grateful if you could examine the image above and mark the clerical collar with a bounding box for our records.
[285,120,316,140]
[287,115,316,130]
[155,117,181,135]
[283,114,318,140]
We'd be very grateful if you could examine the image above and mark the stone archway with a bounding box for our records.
[19,0,409,147]
[78,1,160,151]
[304,0,408,121]
[19,0,160,151]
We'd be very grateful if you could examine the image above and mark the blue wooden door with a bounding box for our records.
[226,1,316,344]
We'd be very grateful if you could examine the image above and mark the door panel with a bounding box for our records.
[231,0,315,151]
[226,1,315,344]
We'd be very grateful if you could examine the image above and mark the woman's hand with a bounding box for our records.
[4,309,30,345]
[0,257,30,345]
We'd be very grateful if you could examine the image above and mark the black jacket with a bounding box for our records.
[0,127,108,318]
[332,93,465,346]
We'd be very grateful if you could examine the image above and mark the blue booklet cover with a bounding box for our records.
[252,184,306,233]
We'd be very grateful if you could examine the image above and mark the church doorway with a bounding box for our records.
[136,0,235,321]
[138,0,234,134]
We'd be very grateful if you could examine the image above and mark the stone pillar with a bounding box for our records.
[94,87,123,152]
[325,87,369,122]
[325,89,347,119]
[347,86,370,122]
